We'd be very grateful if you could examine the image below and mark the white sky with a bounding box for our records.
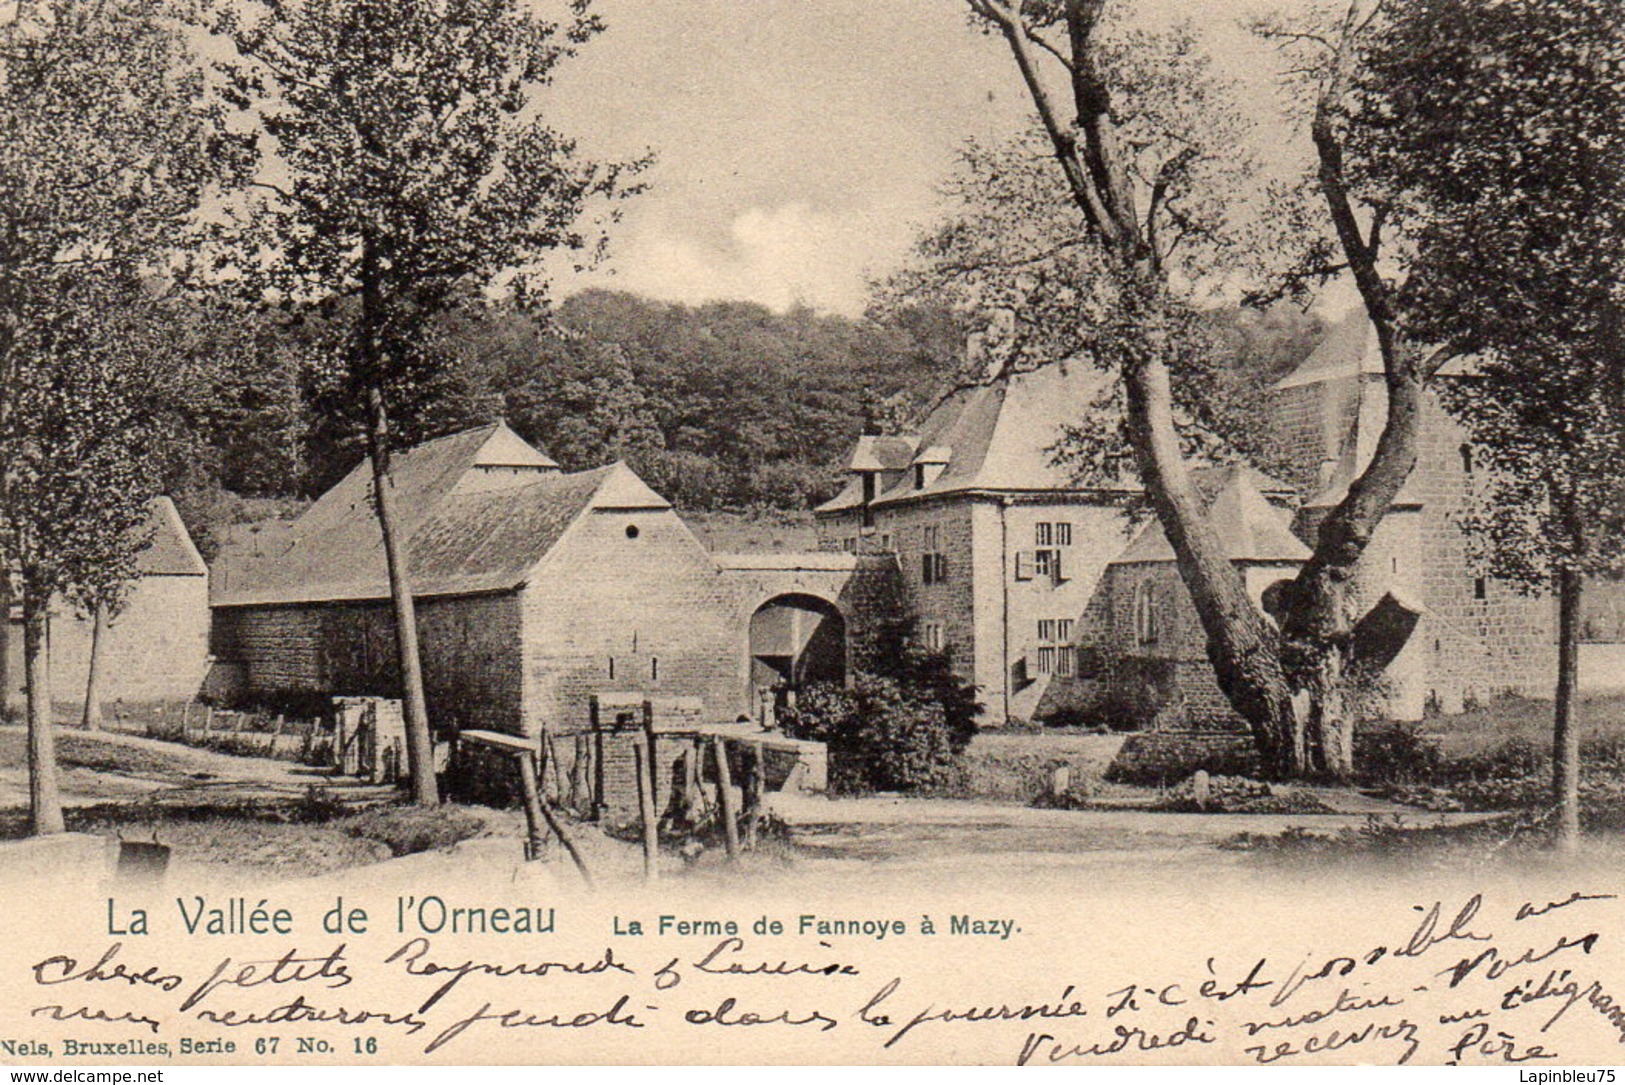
[541,0,1319,317]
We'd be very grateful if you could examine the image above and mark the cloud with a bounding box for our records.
[578,200,910,316]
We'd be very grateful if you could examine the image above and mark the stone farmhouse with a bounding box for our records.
[817,315,1558,727]
[3,497,211,713]
[3,316,1570,746]
[209,422,898,738]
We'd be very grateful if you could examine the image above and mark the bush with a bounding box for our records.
[860,621,982,752]
[781,674,964,792]
[1355,723,1443,786]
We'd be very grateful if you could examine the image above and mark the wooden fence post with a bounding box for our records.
[634,742,659,882]
[589,696,605,821]
[742,740,764,850]
[711,736,739,861]
[516,747,549,861]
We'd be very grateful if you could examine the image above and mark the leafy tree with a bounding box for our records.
[1350,0,1624,847]
[954,0,1593,780]
[0,0,237,833]
[214,0,644,804]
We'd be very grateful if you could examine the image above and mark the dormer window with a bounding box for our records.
[912,446,951,489]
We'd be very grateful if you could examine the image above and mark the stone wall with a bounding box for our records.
[6,575,210,711]
[211,592,526,732]
[524,507,742,734]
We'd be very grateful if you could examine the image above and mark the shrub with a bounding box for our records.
[1355,723,1443,786]
[861,621,982,752]
[781,674,963,792]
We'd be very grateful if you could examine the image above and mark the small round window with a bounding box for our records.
[625,524,640,539]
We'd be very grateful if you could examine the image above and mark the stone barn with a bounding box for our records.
[211,423,906,740]
[3,496,210,713]
[211,424,747,736]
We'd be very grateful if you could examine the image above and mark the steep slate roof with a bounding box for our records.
[1274,311,1477,391]
[1112,465,1310,565]
[211,424,653,607]
[1273,311,1383,391]
[818,361,1125,512]
[137,497,207,577]
[847,435,918,473]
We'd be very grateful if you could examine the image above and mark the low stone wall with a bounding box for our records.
[1105,730,1258,786]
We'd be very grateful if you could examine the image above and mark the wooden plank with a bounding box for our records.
[459,729,537,754]
[516,749,548,861]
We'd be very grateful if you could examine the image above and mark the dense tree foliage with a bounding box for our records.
[0,0,243,833]
[213,0,648,804]
[157,288,961,534]
[1350,0,1624,847]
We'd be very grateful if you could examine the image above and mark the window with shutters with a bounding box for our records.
[1014,551,1036,580]
[1034,548,1064,581]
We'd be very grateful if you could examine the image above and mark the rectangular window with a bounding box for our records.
[1038,619,1073,646]
[650,657,659,681]
[921,621,945,652]
[1036,646,1057,674]
[1034,548,1064,581]
[1014,551,1036,580]
[1035,522,1073,548]
[921,525,947,584]
[879,532,893,553]
[1474,576,1487,600]
[1056,646,1076,677]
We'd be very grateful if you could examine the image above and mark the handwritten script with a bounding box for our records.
[10,890,1625,1064]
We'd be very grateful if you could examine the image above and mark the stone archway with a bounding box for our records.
[748,593,846,727]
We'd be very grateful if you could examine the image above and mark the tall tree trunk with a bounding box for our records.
[1552,565,1582,852]
[1121,298,1297,778]
[22,583,63,835]
[361,237,438,806]
[0,572,11,721]
[81,601,107,731]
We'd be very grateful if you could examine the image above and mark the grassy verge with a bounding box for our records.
[0,791,487,879]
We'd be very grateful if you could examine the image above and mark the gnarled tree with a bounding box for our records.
[959,0,1475,778]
